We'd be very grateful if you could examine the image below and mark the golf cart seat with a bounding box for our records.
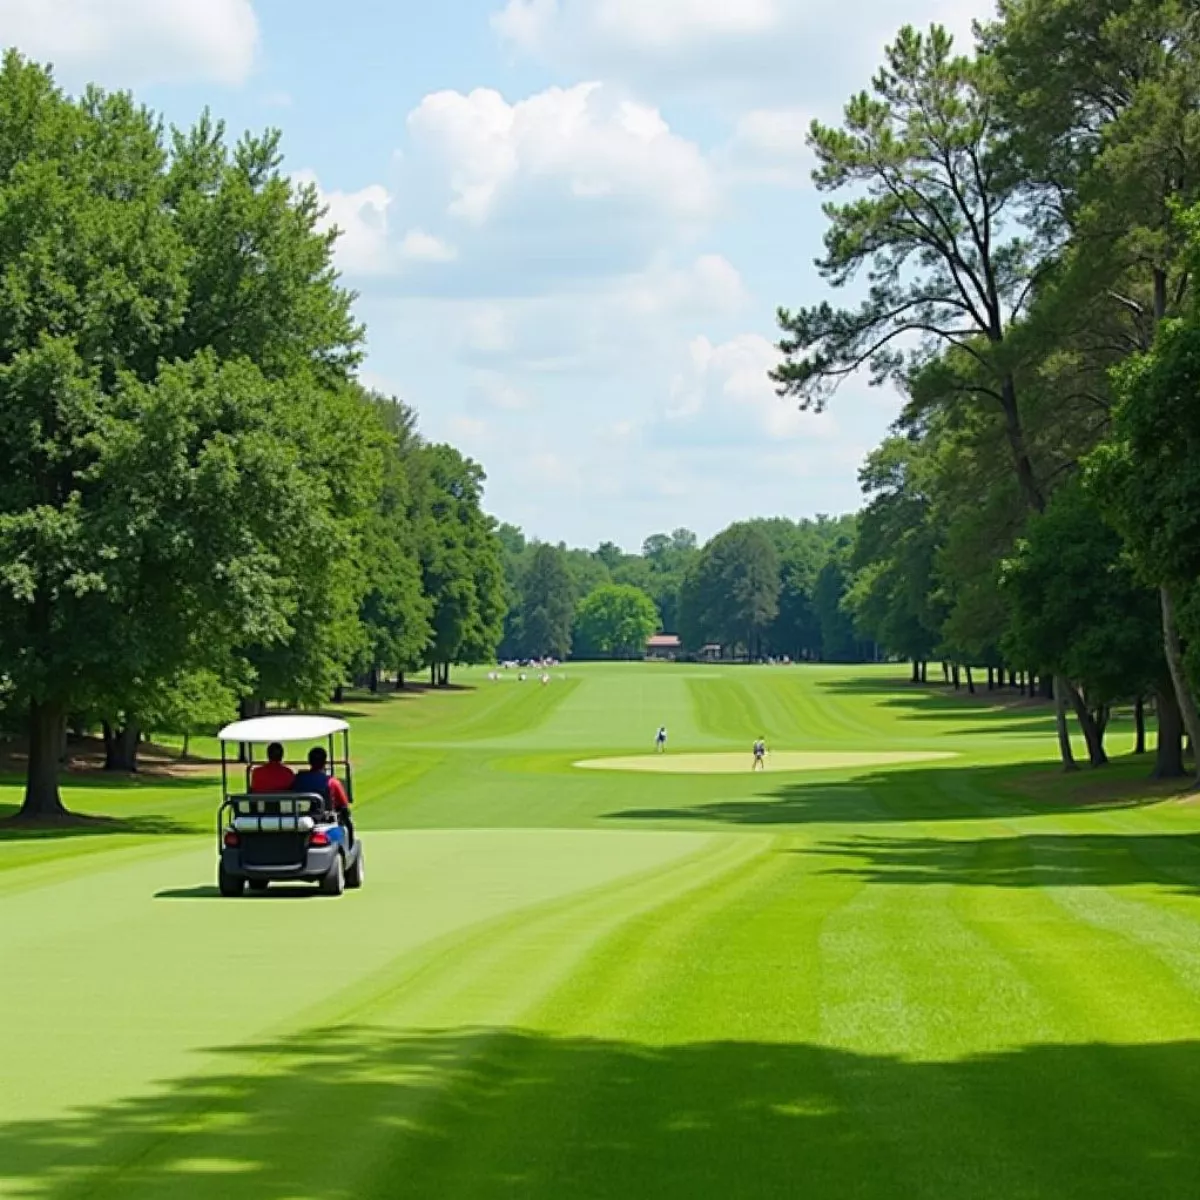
[228,792,328,833]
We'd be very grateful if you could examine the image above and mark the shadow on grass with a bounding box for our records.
[814,831,1200,894]
[0,811,197,840]
[2,1025,1199,1198]
[818,675,1053,716]
[604,759,1173,828]
[155,885,321,900]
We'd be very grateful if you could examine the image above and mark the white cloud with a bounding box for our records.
[0,0,259,86]
[733,109,811,160]
[494,0,777,54]
[666,333,837,442]
[294,171,394,276]
[470,369,534,412]
[621,255,748,318]
[406,82,716,227]
[491,0,997,103]
[400,229,459,263]
[295,173,461,278]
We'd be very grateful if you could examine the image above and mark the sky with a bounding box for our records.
[1,0,997,551]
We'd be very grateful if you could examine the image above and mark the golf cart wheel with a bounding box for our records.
[248,879,269,893]
[345,847,364,890]
[320,854,345,897]
[218,866,246,898]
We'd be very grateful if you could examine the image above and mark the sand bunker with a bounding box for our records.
[573,750,957,775]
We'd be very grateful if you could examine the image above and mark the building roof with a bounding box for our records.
[646,634,682,647]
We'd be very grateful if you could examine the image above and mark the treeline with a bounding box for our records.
[0,54,505,819]
[496,515,871,663]
[770,3,1200,778]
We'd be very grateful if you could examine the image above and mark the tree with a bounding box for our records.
[988,0,1200,766]
[1089,241,1200,777]
[416,445,506,684]
[0,54,380,817]
[593,541,625,572]
[574,585,659,660]
[678,525,780,657]
[846,439,943,675]
[813,551,864,664]
[356,395,432,690]
[519,545,575,660]
[773,25,1048,515]
[1001,480,1162,768]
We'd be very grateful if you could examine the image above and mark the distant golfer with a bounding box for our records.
[753,738,767,770]
[655,726,667,754]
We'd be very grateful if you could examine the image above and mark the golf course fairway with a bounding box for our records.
[4,662,1200,1198]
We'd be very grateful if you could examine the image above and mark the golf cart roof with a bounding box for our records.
[217,715,350,744]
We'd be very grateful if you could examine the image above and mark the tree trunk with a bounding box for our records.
[1066,682,1107,767]
[397,671,405,690]
[19,699,69,820]
[1134,696,1146,755]
[181,730,191,760]
[1001,373,1045,513]
[965,666,975,694]
[369,664,380,694]
[104,722,141,772]
[1019,671,1029,697]
[1039,675,1054,701]
[1053,676,1079,773]
[952,663,961,690]
[1160,585,1200,782]
[1153,683,1186,778]
[430,664,437,687]
[920,660,927,683]
[332,684,345,704]
[986,667,994,691]
[911,658,921,684]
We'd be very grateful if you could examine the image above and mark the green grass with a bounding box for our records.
[3,662,1200,1198]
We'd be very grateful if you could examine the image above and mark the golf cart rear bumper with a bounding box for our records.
[220,846,338,881]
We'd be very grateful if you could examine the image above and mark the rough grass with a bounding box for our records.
[3,663,1200,1199]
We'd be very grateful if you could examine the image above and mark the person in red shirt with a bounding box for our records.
[249,742,295,794]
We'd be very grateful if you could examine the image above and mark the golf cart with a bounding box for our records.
[215,714,364,898]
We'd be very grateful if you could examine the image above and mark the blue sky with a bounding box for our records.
[2,0,995,551]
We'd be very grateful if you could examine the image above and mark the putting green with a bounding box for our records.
[573,749,959,774]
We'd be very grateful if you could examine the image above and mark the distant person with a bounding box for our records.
[753,738,767,770]
[655,726,667,754]
[249,742,294,794]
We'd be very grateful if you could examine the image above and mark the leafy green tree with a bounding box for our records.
[574,585,659,660]
[988,0,1200,760]
[519,544,575,660]
[356,395,432,690]
[593,541,625,572]
[846,439,943,676]
[1001,481,1162,768]
[773,25,1047,514]
[813,550,865,663]
[416,445,507,684]
[561,547,611,604]
[678,525,780,656]
[1089,238,1200,775]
